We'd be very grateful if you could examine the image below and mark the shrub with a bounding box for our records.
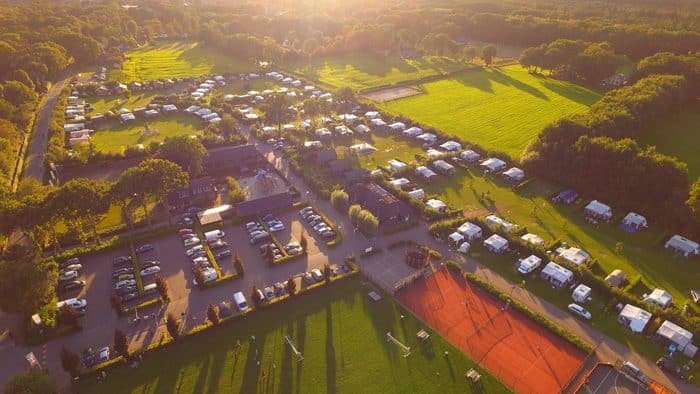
[155,275,169,301]
[166,313,180,340]
[286,276,297,296]
[233,253,244,276]
[251,286,262,308]
[330,189,349,211]
[207,304,220,325]
[60,346,81,377]
[114,329,129,357]
[323,263,332,283]
[226,176,245,203]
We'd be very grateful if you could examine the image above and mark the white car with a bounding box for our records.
[567,303,592,320]
[59,270,79,282]
[186,245,205,257]
[140,266,161,276]
[114,279,137,290]
[183,237,201,247]
[61,264,82,273]
[57,298,87,310]
[311,268,324,281]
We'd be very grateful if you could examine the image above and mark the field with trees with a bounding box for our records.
[109,41,253,82]
[291,52,469,90]
[381,65,600,158]
[77,278,507,393]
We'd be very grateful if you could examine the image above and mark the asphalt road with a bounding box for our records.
[23,73,70,182]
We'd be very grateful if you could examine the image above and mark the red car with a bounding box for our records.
[179,228,194,236]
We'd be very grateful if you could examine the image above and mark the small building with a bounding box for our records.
[572,284,592,303]
[480,158,507,173]
[655,320,697,357]
[347,182,412,226]
[664,234,700,258]
[354,124,371,134]
[521,233,545,247]
[339,114,359,123]
[458,242,471,254]
[483,234,509,254]
[370,118,387,130]
[388,122,406,132]
[389,178,410,189]
[403,126,423,138]
[204,145,265,176]
[617,304,652,333]
[459,150,481,163]
[439,140,462,152]
[426,199,447,213]
[431,160,455,175]
[185,105,201,114]
[517,255,542,275]
[365,111,379,119]
[195,108,212,117]
[485,215,515,233]
[388,159,407,172]
[314,128,332,139]
[457,222,482,241]
[416,166,438,181]
[304,140,322,149]
[540,262,573,288]
[235,192,293,217]
[644,288,673,309]
[448,232,465,245]
[166,177,217,210]
[334,125,353,137]
[197,204,233,226]
[621,212,647,232]
[407,188,425,200]
[502,167,525,183]
[425,148,443,159]
[584,200,613,221]
[416,133,437,145]
[551,189,578,205]
[605,269,626,288]
[556,246,589,266]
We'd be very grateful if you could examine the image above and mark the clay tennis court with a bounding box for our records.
[397,269,587,393]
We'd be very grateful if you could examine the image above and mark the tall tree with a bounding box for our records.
[260,93,294,134]
[481,45,497,66]
[60,347,81,378]
[114,329,129,357]
[158,136,207,176]
[0,255,57,320]
[4,369,56,394]
[49,178,110,246]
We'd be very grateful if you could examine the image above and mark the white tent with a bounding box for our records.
[339,114,359,123]
[458,242,470,254]
[459,150,481,163]
[388,159,407,172]
[439,140,462,152]
[388,122,406,132]
[365,111,379,119]
[502,167,525,182]
[480,158,507,173]
[370,118,387,128]
[485,215,515,233]
[407,189,425,200]
[349,143,377,155]
[389,178,410,188]
[432,160,455,174]
[426,148,443,158]
[304,141,322,148]
[584,200,613,221]
[483,234,508,254]
[448,232,465,244]
[622,212,648,229]
[416,166,438,180]
[457,222,482,241]
[355,124,371,134]
[617,304,652,333]
[556,246,590,266]
[416,133,437,144]
[426,199,447,212]
[572,284,592,303]
[656,320,694,353]
[665,234,700,258]
[644,288,673,309]
[403,126,423,137]
[521,233,545,246]
[540,262,573,287]
[517,255,542,275]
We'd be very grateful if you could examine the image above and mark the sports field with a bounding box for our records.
[381,65,601,159]
[397,269,587,393]
[91,114,203,153]
[292,52,469,91]
[77,277,508,393]
[109,41,252,82]
[636,106,700,179]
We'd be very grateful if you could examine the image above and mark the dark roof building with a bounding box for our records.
[347,182,412,226]
[342,168,369,184]
[328,158,351,175]
[315,149,337,165]
[166,176,217,210]
[204,145,265,176]
[235,192,293,217]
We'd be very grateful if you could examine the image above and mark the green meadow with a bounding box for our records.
[78,277,508,394]
[381,65,601,159]
[91,114,203,153]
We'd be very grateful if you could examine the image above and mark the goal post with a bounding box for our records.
[285,335,303,362]
[386,331,411,358]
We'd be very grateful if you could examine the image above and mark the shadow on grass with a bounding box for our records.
[541,80,600,106]
[325,304,337,394]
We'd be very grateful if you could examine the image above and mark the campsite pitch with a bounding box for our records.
[397,269,587,393]
[77,277,508,394]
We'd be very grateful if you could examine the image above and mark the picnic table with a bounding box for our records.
[416,329,430,342]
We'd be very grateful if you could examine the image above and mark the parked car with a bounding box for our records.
[268,221,285,232]
[113,267,135,277]
[180,233,198,240]
[263,286,275,301]
[274,282,287,296]
[250,233,271,245]
[216,250,232,259]
[143,283,157,294]
[261,213,274,221]
[311,269,324,281]
[656,357,687,380]
[59,270,79,282]
[186,206,202,215]
[140,266,161,276]
[299,206,313,216]
[60,257,79,269]
[306,214,321,223]
[178,228,194,236]
[567,303,592,320]
[136,244,154,254]
[186,245,205,257]
[57,298,87,310]
[115,273,135,282]
[61,264,82,273]
[183,237,201,247]
[302,272,315,285]
[81,348,95,367]
[114,279,137,290]
[233,291,249,312]
[116,285,137,296]
[96,347,110,363]
[112,256,132,266]
[60,280,86,292]
[249,229,266,238]
[245,222,261,231]
[121,292,140,302]
[209,240,228,250]
[177,217,194,226]
[141,260,161,269]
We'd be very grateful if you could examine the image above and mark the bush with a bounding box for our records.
[286,276,297,296]
[330,189,349,211]
[233,253,244,276]
[348,204,378,236]
[114,329,129,357]
[166,313,180,340]
[207,304,220,325]
[155,275,169,301]
[60,346,81,377]
[226,176,245,204]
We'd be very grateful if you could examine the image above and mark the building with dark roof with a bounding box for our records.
[347,182,412,226]
[167,176,217,210]
[235,192,293,217]
[204,145,265,176]
[315,149,338,165]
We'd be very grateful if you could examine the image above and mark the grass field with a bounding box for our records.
[637,105,700,180]
[91,114,203,153]
[78,278,508,393]
[109,41,253,82]
[86,93,158,115]
[381,65,601,159]
[334,134,426,170]
[292,52,469,91]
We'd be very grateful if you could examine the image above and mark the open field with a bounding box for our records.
[398,269,587,393]
[637,105,700,179]
[291,52,469,91]
[91,114,203,153]
[381,65,601,159]
[109,41,253,82]
[86,93,158,114]
[77,277,508,393]
[334,134,426,170]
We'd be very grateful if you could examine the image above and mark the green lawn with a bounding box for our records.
[291,52,469,91]
[109,41,253,82]
[86,93,158,115]
[334,134,426,170]
[78,277,508,393]
[380,65,601,159]
[636,106,700,180]
[91,114,204,153]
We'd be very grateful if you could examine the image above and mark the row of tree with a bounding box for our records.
[519,39,621,83]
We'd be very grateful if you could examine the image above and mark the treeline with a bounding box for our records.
[519,39,621,83]
[634,52,700,90]
[522,73,696,228]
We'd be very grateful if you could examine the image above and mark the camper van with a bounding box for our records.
[234,292,249,312]
[204,230,225,242]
